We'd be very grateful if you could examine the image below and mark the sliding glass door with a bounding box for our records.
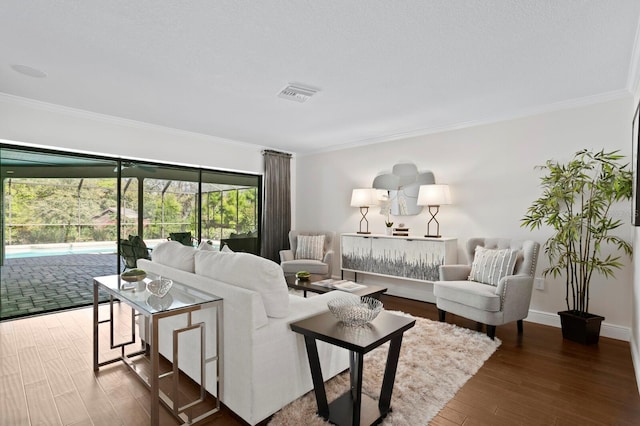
[118,162,200,247]
[201,170,261,252]
[1,143,261,320]
[117,163,262,254]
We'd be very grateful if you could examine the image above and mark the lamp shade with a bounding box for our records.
[417,184,451,206]
[350,188,380,207]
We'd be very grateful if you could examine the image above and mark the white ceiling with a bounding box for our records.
[2,1,640,155]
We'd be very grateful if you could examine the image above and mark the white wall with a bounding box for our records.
[295,96,636,338]
[1,93,636,340]
[0,94,265,174]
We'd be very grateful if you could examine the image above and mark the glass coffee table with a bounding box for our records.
[285,274,387,299]
[93,274,223,425]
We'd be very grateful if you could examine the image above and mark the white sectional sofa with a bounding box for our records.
[137,241,353,425]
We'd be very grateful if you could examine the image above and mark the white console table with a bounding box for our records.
[340,233,457,283]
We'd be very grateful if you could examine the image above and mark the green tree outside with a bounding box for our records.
[4,178,258,246]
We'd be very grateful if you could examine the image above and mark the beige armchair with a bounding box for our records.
[433,237,540,339]
[279,231,335,278]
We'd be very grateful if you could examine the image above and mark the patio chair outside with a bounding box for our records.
[168,232,195,246]
[119,235,151,270]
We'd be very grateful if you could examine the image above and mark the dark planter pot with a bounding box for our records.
[558,310,605,345]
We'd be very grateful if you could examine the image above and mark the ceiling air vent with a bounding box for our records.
[277,84,318,103]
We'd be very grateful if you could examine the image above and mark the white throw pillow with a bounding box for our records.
[221,244,234,253]
[197,240,216,251]
[295,235,325,261]
[151,241,197,273]
[469,246,518,286]
[195,251,289,318]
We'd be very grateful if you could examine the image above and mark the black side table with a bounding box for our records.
[290,311,415,426]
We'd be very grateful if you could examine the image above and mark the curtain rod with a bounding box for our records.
[262,149,292,158]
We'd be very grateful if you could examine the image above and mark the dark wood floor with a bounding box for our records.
[382,296,640,426]
[1,295,638,425]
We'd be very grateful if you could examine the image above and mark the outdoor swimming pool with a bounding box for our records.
[3,239,217,259]
[5,246,118,259]
[5,243,116,259]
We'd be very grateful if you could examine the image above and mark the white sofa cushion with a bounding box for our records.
[433,280,501,312]
[281,259,329,275]
[151,241,196,273]
[197,240,217,251]
[195,250,289,318]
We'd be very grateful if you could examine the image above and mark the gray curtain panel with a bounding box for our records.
[261,150,292,262]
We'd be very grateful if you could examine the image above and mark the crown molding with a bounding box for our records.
[0,92,263,150]
[301,89,631,157]
[2,89,631,159]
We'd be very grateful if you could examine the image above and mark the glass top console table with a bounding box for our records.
[93,274,223,425]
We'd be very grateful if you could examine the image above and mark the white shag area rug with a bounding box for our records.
[268,313,501,425]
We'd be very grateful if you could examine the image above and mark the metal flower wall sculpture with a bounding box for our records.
[373,163,435,216]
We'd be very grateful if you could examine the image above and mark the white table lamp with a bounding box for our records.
[350,188,379,234]
[417,184,451,238]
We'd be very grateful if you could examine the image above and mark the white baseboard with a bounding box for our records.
[631,336,640,395]
[342,283,634,342]
[526,309,631,342]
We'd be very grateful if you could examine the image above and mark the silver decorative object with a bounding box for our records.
[146,277,173,298]
[327,297,383,326]
[373,163,435,216]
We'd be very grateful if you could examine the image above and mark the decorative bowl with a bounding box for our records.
[327,297,383,326]
[146,278,173,298]
[296,271,311,281]
[120,269,147,282]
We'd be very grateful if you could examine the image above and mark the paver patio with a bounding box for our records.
[0,253,119,320]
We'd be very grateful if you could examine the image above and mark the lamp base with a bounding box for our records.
[357,231,371,234]
[424,234,442,238]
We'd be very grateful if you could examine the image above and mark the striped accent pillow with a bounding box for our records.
[469,246,518,286]
[295,235,325,261]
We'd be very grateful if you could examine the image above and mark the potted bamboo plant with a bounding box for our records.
[521,149,632,344]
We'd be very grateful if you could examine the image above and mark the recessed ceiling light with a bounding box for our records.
[11,64,47,78]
